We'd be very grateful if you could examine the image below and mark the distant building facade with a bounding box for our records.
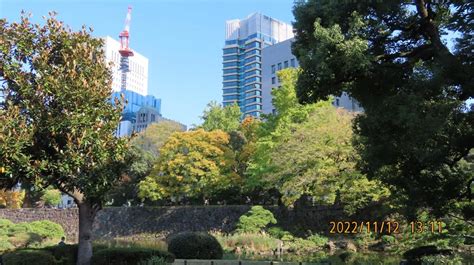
[103,36,149,96]
[222,13,294,118]
[103,36,171,137]
[261,38,363,114]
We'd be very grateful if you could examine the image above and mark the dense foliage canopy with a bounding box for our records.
[292,0,473,216]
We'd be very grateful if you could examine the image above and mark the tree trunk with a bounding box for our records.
[76,200,98,265]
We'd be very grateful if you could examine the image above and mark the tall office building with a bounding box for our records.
[222,13,294,117]
[103,36,164,137]
[103,36,149,96]
[261,38,363,114]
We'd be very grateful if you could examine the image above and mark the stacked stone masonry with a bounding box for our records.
[0,205,346,242]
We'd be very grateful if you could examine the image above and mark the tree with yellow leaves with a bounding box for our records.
[0,189,25,209]
[138,129,239,202]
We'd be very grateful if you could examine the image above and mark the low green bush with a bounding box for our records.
[168,232,223,259]
[268,227,292,239]
[0,219,14,235]
[3,249,57,265]
[307,233,329,247]
[381,235,396,245]
[0,237,14,252]
[28,220,64,239]
[236,206,277,233]
[138,256,169,265]
[212,232,279,254]
[91,247,174,265]
[0,219,65,252]
[43,244,77,265]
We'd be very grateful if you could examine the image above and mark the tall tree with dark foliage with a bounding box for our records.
[292,0,473,217]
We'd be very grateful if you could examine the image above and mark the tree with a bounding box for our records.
[0,189,25,209]
[41,189,62,207]
[267,105,390,214]
[105,146,155,206]
[0,13,129,265]
[247,68,318,190]
[292,0,473,216]
[138,129,239,202]
[131,120,185,157]
[249,69,388,213]
[200,101,241,132]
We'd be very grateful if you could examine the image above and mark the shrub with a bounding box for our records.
[3,249,57,265]
[43,244,78,265]
[236,206,277,233]
[8,232,42,248]
[0,219,14,234]
[307,233,329,247]
[268,227,292,239]
[167,232,223,259]
[8,222,31,235]
[91,247,174,265]
[381,235,396,245]
[0,237,14,252]
[211,232,278,254]
[138,256,169,265]
[28,220,64,239]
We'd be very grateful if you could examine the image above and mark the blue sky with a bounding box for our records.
[0,0,295,127]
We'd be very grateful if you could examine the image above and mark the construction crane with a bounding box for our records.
[119,6,134,92]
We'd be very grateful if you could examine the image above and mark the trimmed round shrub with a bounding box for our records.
[236,206,277,233]
[91,247,174,265]
[167,232,223,259]
[3,249,57,265]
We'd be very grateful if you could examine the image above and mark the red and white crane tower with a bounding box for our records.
[119,6,134,92]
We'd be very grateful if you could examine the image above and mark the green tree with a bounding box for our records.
[0,13,129,264]
[200,101,241,132]
[131,120,185,157]
[248,68,389,213]
[292,0,473,216]
[236,206,277,233]
[247,68,318,190]
[138,129,239,202]
[268,105,389,213]
[105,146,155,206]
[40,189,62,207]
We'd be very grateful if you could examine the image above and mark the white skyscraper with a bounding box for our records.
[103,36,149,96]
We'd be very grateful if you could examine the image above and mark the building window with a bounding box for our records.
[272,77,276,84]
[291,58,296,67]
[271,65,276,74]
[336,98,340,106]
[277,63,282,70]
[284,60,289,68]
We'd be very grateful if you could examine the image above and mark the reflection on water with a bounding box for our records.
[95,238,473,265]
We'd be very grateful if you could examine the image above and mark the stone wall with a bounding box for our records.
[0,208,79,240]
[0,205,345,242]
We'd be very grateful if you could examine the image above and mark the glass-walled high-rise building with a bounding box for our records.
[222,13,293,117]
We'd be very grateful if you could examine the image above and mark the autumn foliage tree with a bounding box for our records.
[139,129,240,203]
[0,13,129,265]
[0,189,25,209]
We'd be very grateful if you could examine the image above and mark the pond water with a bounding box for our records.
[96,238,474,265]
